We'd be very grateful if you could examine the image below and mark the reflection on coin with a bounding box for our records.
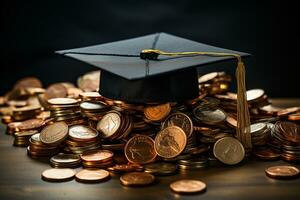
[125,135,156,164]
[144,103,171,121]
[69,125,98,141]
[170,179,206,194]
[97,112,121,138]
[48,98,78,105]
[50,153,81,164]
[265,166,299,179]
[162,113,193,138]
[194,108,226,125]
[144,162,177,175]
[213,137,245,165]
[198,72,218,83]
[154,126,187,158]
[120,172,155,186]
[80,150,114,163]
[246,89,264,102]
[41,168,75,182]
[40,122,68,145]
[75,169,110,183]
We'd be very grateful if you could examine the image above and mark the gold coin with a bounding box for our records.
[170,179,206,194]
[75,169,110,183]
[265,166,299,179]
[213,137,245,165]
[41,168,75,182]
[162,113,193,137]
[144,103,171,121]
[96,112,121,138]
[125,135,157,164]
[80,150,114,163]
[154,126,187,158]
[68,125,98,141]
[40,122,69,145]
[120,172,155,186]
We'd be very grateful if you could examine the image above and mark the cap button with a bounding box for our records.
[140,50,159,60]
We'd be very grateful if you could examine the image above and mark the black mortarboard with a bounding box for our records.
[56,33,252,150]
[56,33,249,103]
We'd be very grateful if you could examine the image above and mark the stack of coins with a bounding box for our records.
[65,125,101,154]
[80,150,114,168]
[12,105,42,121]
[250,122,271,146]
[47,98,82,123]
[271,121,300,161]
[50,153,81,168]
[79,92,110,121]
[27,133,61,157]
[14,130,38,147]
[198,72,231,95]
[177,158,208,170]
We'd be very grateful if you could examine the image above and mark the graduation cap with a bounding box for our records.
[56,32,252,150]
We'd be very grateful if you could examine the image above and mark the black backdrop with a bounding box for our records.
[1,0,299,97]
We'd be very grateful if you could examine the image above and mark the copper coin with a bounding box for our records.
[15,130,38,137]
[77,70,100,92]
[108,163,144,173]
[68,125,98,141]
[96,112,121,138]
[265,166,300,179]
[154,126,187,158]
[48,98,78,105]
[125,135,157,164]
[144,103,171,121]
[254,149,280,160]
[15,119,45,131]
[80,150,114,163]
[13,77,43,89]
[162,113,193,138]
[170,179,206,194]
[213,137,245,165]
[41,168,76,182]
[40,121,69,145]
[75,169,110,183]
[45,83,68,100]
[120,172,155,186]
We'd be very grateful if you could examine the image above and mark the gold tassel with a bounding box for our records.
[141,49,252,150]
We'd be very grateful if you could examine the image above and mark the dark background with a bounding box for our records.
[1,0,299,97]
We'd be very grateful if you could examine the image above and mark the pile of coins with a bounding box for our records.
[1,70,300,193]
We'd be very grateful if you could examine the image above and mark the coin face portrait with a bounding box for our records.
[162,113,193,138]
[97,112,121,138]
[125,135,156,164]
[155,126,187,158]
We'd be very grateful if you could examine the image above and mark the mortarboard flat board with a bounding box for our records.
[56,32,250,103]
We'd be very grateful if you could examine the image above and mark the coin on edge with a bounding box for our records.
[120,172,155,186]
[170,179,206,194]
[213,137,245,165]
[265,166,300,179]
[75,169,110,183]
[41,168,76,182]
[125,135,157,164]
[40,121,69,145]
[154,126,187,158]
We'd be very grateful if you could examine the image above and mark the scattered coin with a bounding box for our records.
[162,113,193,138]
[75,169,110,183]
[170,179,206,194]
[120,172,155,186]
[41,168,76,182]
[265,166,300,179]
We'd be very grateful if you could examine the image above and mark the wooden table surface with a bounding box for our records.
[1,98,300,200]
